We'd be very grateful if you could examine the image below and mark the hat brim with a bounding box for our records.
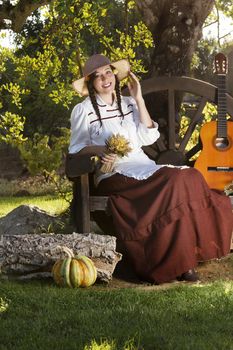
[72,59,130,96]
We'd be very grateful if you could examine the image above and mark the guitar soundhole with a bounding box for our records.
[215,137,229,149]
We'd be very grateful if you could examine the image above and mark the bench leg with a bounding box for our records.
[71,174,91,233]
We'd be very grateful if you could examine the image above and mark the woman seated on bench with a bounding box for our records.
[69,54,233,284]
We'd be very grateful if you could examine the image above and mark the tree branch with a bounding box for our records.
[214,0,221,47]
[203,19,218,28]
[0,0,54,32]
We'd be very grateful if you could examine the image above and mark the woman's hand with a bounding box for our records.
[99,153,117,173]
[127,71,143,102]
[100,153,117,165]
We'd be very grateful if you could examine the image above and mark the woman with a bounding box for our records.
[69,53,233,284]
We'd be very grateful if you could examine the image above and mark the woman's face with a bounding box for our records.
[92,65,116,96]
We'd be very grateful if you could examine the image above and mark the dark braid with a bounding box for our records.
[114,76,124,120]
[87,75,102,127]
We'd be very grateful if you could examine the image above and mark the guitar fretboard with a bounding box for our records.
[217,74,227,138]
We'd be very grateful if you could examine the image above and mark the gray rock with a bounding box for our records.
[0,205,60,235]
[0,232,122,282]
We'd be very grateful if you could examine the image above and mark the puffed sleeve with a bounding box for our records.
[68,102,91,154]
[129,97,160,146]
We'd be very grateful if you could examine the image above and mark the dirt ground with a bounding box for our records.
[106,252,233,290]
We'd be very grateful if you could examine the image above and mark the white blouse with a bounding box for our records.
[69,94,168,184]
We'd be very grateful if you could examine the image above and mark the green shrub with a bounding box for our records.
[18,128,70,180]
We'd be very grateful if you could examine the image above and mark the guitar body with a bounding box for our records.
[194,120,233,190]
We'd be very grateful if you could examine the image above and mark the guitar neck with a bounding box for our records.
[217,74,227,138]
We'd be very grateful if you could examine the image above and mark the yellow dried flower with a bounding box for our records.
[105,133,132,157]
[224,181,233,196]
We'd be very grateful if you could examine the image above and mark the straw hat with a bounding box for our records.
[72,54,130,96]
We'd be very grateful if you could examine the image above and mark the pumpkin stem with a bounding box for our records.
[56,245,74,258]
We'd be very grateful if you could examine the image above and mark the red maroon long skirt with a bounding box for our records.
[97,167,233,283]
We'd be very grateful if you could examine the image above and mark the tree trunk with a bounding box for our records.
[0,233,122,283]
[135,0,214,161]
[136,0,214,77]
[0,0,52,32]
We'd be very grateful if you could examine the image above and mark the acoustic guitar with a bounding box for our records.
[194,53,233,190]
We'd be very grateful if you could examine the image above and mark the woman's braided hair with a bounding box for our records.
[114,73,124,122]
[87,74,102,127]
[87,65,124,127]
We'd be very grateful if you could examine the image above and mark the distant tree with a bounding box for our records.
[1,0,232,168]
[203,0,233,47]
[191,38,219,83]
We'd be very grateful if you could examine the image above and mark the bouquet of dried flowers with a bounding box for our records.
[105,133,132,156]
[224,181,233,196]
[100,133,132,173]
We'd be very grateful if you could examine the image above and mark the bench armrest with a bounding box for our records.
[65,146,106,179]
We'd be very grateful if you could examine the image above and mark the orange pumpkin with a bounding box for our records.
[52,247,97,288]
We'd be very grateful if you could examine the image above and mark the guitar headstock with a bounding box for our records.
[214,53,228,75]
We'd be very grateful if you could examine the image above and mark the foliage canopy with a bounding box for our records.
[0,0,232,177]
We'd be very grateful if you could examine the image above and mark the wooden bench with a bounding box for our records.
[65,76,233,234]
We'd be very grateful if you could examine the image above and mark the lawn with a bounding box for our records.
[1,178,233,349]
[0,195,69,218]
[0,176,71,218]
[1,279,233,350]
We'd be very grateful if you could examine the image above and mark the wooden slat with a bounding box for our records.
[141,77,217,102]
[230,196,233,208]
[227,93,233,118]
[230,196,233,251]
[185,143,202,160]
[142,145,159,160]
[124,77,233,117]
[155,137,167,152]
[90,196,109,211]
[80,174,91,233]
[168,89,176,150]
[179,97,207,152]
[65,146,106,178]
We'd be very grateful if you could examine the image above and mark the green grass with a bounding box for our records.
[1,179,233,349]
[1,279,233,350]
[0,195,69,217]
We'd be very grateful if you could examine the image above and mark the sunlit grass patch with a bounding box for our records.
[0,297,9,313]
[0,195,69,217]
[83,339,139,350]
